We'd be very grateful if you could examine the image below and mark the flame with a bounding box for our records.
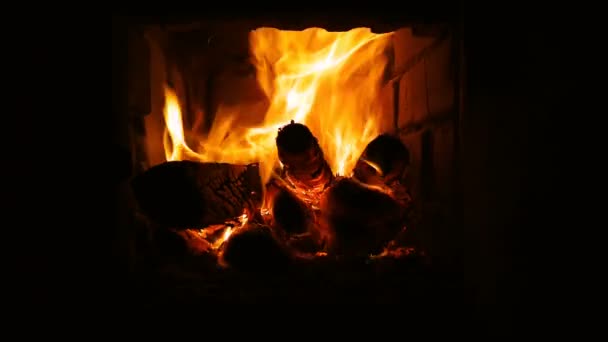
[181,211,250,256]
[215,212,250,267]
[163,88,195,161]
[213,212,249,249]
[162,27,392,184]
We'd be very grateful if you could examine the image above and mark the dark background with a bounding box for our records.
[4,4,561,332]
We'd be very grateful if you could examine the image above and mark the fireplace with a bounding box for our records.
[113,9,468,312]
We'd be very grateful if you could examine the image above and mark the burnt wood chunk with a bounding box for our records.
[320,177,406,257]
[271,187,311,235]
[352,133,413,208]
[221,224,291,272]
[352,133,410,187]
[132,161,262,229]
[275,121,333,190]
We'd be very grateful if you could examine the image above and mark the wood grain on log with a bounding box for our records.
[132,161,263,229]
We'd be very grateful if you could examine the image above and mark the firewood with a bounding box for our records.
[319,177,406,258]
[271,186,312,235]
[132,161,262,229]
[352,133,413,207]
[275,121,333,192]
[264,177,326,251]
[352,133,410,187]
[221,224,291,272]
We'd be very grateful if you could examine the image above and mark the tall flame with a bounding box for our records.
[163,27,392,183]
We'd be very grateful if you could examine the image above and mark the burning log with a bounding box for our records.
[263,179,324,254]
[221,224,292,272]
[271,187,312,235]
[352,133,412,206]
[353,133,409,186]
[275,121,333,193]
[319,177,406,258]
[132,161,262,229]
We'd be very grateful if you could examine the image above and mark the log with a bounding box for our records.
[319,177,406,258]
[352,133,410,187]
[221,223,292,272]
[267,181,326,253]
[131,161,263,229]
[352,133,413,207]
[271,186,312,235]
[275,121,333,191]
[264,177,326,251]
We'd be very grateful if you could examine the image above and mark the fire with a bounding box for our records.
[163,27,393,184]
[212,212,249,249]
[163,88,195,161]
[179,211,250,256]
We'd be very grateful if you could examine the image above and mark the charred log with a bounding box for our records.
[352,133,412,207]
[319,177,406,258]
[263,179,324,253]
[352,133,410,186]
[275,121,333,191]
[271,187,312,235]
[221,224,291,272]
[132,161,262,229]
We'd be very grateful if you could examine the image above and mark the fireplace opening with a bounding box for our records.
[121,15,462,306]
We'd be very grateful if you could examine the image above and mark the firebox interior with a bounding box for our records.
[123,18,461,305]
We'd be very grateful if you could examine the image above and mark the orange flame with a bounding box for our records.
[163,27,392,184]
[211,212,249,249]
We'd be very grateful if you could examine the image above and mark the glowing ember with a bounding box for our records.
[213,212,249,249]
[370,246,417,259]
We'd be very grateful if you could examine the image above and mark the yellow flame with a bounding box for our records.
[211,227,232,249]
[162,27,392,183]
[163,88,196,161]
[214,213,249,249]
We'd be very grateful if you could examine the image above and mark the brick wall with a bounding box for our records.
[391,27,459,264]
